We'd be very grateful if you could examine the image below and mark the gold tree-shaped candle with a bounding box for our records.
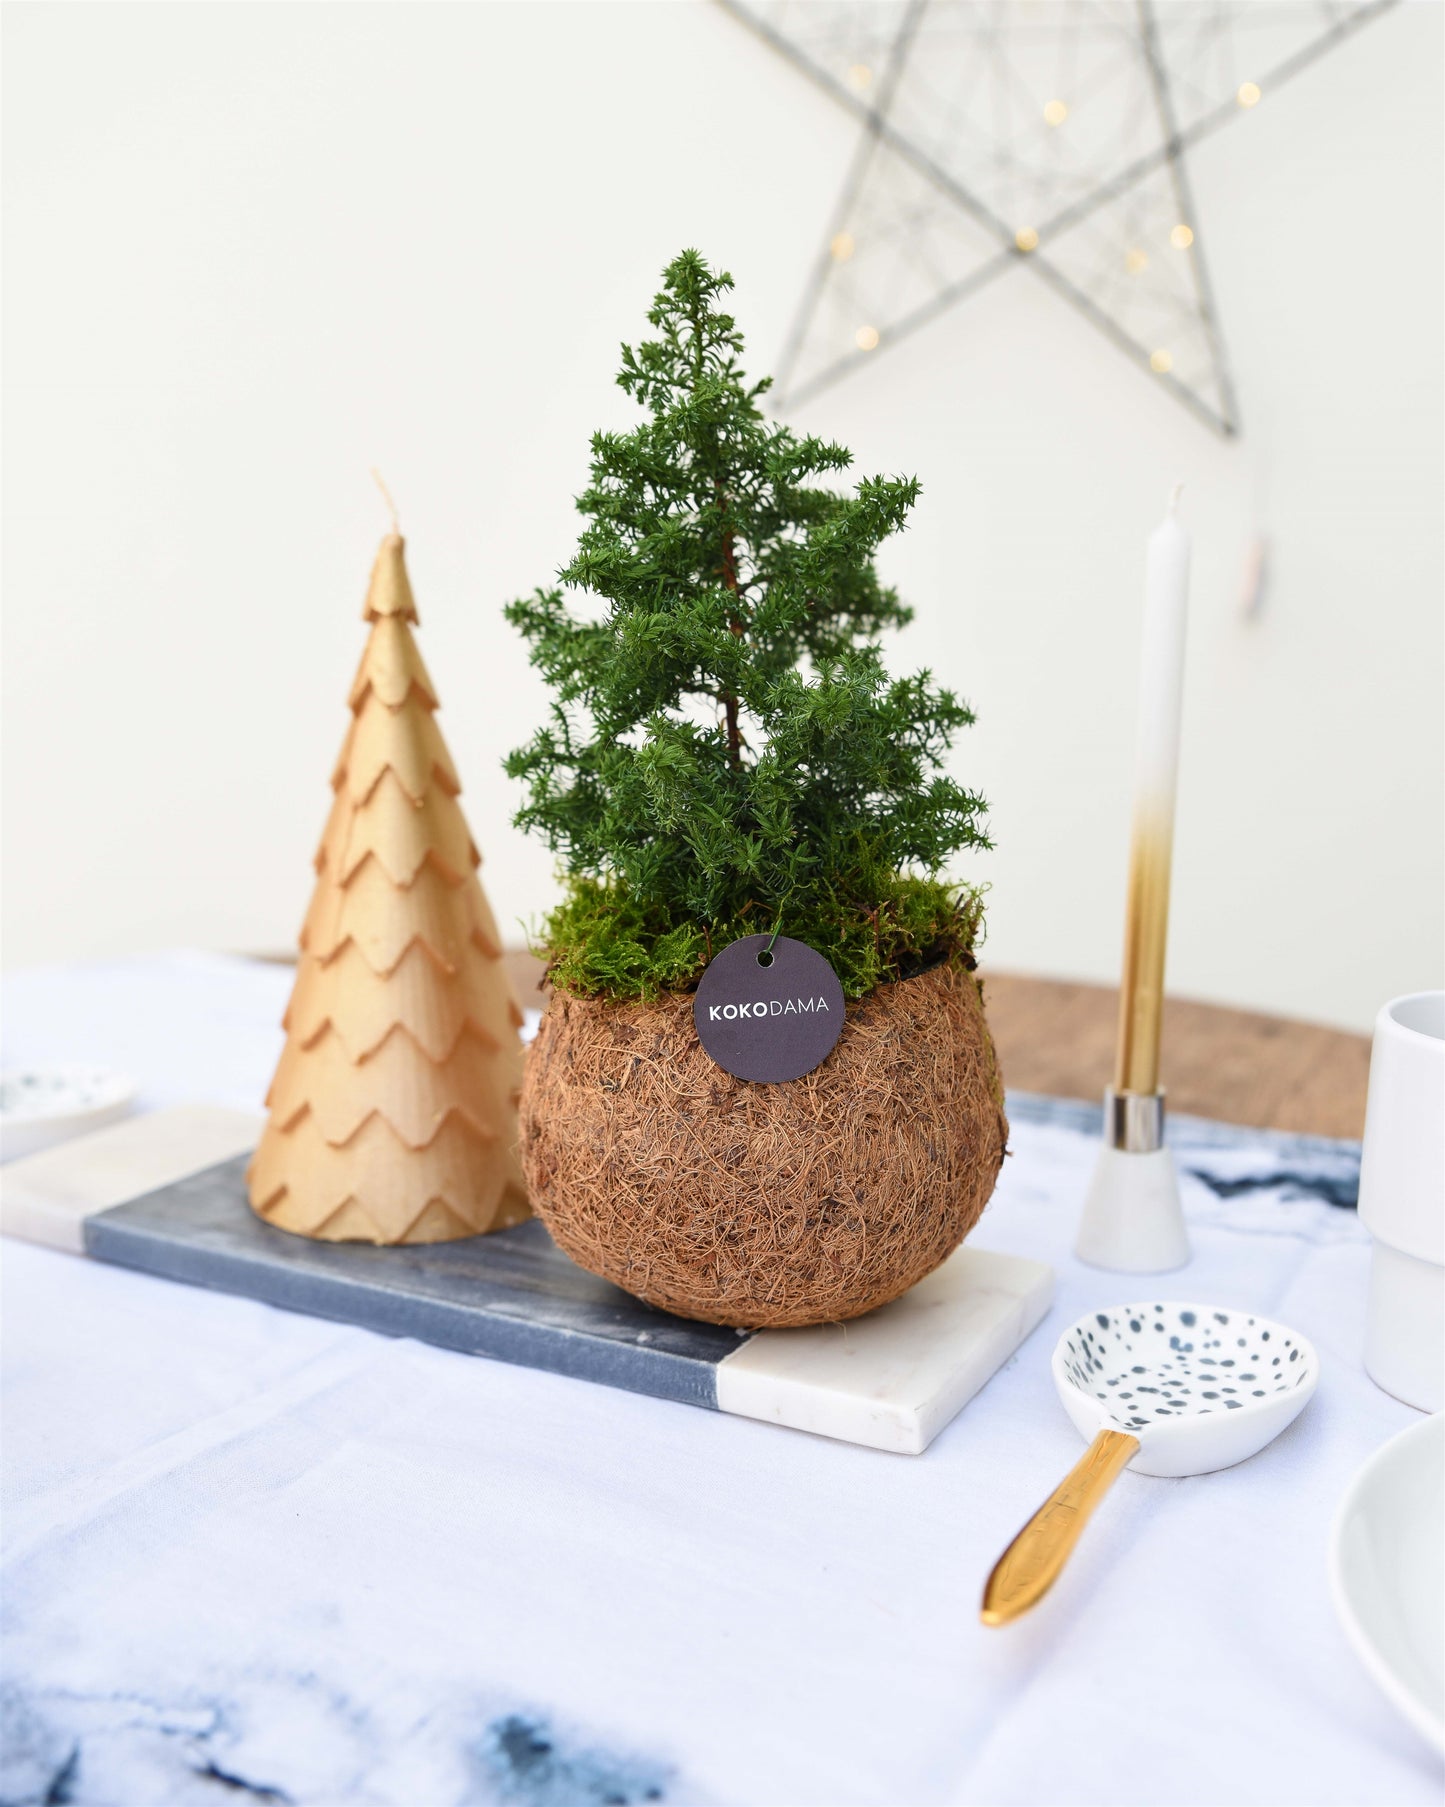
[248,531,530,1243]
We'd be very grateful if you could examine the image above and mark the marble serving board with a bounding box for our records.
[0,1106,1054,1454]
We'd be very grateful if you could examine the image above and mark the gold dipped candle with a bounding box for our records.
[1074,488,1193,1274]
[1114,488,1190,1099]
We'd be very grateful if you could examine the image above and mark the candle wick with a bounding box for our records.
[1168,482,1184,516]
[370,467,401,538]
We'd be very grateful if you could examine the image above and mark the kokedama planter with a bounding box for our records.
[518,961,1007,1328]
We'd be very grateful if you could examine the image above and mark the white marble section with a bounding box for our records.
[0,1105,262,1254]
[715,1244,1055,1454]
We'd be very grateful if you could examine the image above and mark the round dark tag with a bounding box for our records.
[692,934,846,1083]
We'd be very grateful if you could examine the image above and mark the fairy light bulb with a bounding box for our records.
[1150,349,1173,374]
[855,325,880,351]
[1170,223,1195,250]
[1043,98,1069,127]
[831,231,855,262]
[847,63,872,92]
[1125,247,1148,275]
[1237,81,1261,107]
[1015,226,1040,253]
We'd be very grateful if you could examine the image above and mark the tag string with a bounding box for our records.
[764,920,783,957]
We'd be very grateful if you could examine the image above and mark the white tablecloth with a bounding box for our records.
[0,952,1436,1807]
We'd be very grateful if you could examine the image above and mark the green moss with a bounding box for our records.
[536,873,983,1002]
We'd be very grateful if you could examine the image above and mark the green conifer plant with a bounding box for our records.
[506,250,989,1001]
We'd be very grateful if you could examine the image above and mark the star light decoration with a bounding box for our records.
[722,0,1397,435]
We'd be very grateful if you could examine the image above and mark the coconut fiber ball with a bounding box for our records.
[518,961,1008,1328]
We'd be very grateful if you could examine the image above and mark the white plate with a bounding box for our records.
[0,1066,137,1161]
[1330,1412,1444,1754]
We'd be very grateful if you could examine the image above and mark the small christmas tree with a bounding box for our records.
[506,250,989,999]
[249,532,530,1244]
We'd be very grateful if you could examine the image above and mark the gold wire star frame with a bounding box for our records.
[723,0,1397,435]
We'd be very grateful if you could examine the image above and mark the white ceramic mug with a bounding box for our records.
[1357,992,1444,1412]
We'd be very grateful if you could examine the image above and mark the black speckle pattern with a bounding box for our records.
[1060,1306,1312,1434]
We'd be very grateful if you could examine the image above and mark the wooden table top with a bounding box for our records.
[503,952,1369,1141]
[977,972,1368,1140]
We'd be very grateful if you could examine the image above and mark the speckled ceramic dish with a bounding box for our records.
[984,1301,1320,1624]
[1054,1300,1320,1477]
[1331,1412,1444,1754]
[0,1066,136,1161]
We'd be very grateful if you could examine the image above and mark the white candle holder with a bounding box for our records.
[1075,1088,1190,1273]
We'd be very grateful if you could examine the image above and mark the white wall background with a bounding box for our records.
[4,0,1441,1031]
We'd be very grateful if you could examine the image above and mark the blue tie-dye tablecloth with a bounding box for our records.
[0,954,1435,1807]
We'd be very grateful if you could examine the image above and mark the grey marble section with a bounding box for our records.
[84,1156,743,1407]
